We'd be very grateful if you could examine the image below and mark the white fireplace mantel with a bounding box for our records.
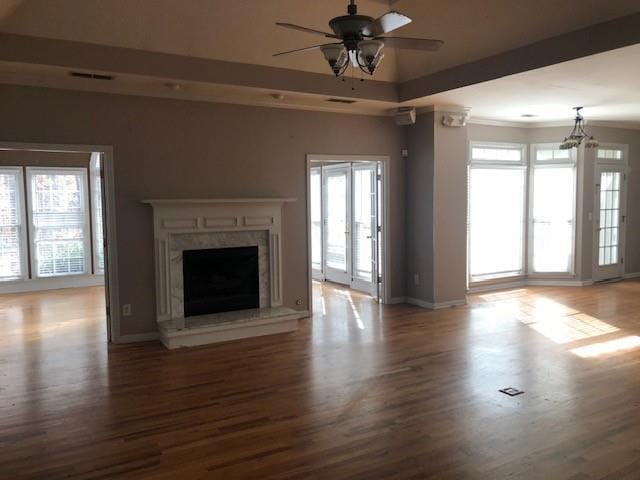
[142,198,296,207]
[143,197,305,349]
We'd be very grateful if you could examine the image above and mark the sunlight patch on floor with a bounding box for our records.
[476,288,640,359]
[571,336,640,358]
[528,312,619,344]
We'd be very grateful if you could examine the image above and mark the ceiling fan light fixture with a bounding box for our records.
[321,44,348,76]
[357,39,384,73]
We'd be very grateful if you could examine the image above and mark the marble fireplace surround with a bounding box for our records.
[170,230,270,320]
[143,198,306,349]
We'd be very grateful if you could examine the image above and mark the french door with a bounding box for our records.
[593,164,626,281]
[350,163,378,296]
[315,162,380,297]
[323,164,351,285]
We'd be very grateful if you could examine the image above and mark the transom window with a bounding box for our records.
[597,148,623,161]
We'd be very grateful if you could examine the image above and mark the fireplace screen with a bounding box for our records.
[182,246,259,317]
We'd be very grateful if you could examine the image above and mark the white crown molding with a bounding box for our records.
[415,105,472,116]
[468,117,640,130]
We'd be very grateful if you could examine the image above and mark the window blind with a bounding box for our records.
[0,169,25,281]
[29,170,88,277]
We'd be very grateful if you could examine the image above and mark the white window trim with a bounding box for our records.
[25,166,92,279]
[528,143,578,278]
[0,166,29,282]
[467,142,528,286]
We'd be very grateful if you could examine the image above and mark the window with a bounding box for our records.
[27,168,90,278]
[90,153,105,274]
[468,144,526,282]
[530,145,577,273]
[597,148,623,161]
[0,168,26,281]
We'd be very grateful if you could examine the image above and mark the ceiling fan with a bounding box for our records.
[274,0,443,78]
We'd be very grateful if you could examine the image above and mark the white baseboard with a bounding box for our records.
[623,272,640,279]
[114,332,160,344]
[432,299,467,309]
[405,297,434,309]
[388,297,407,305]
[467,280,525,293]
[0,274,104,294]
[526,279,594,287]
[402,297,467,310]
[468,277,594,294]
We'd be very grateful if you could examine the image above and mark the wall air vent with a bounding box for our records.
[326,98,356,104]
[69,71,114,81]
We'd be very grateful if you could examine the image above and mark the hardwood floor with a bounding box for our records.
[2,281,640,479]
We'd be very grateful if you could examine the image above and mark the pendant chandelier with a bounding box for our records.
[559,107,599,150]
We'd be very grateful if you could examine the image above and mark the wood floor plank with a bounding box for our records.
[1,281,640,479]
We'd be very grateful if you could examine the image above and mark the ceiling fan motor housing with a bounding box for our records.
[329,15,374,50]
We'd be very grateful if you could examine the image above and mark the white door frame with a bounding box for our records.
[593,143,629,282]
[0,141,121,342]
[306,154,390,313]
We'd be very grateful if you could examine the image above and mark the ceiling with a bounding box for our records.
[0,0,638,82]
[413,43,640,126]
[0,1,638,126]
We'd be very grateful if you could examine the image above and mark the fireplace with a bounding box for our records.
[183,246,259,317]
[143,198,306,349]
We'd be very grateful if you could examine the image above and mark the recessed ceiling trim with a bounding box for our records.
[0,32,399,103]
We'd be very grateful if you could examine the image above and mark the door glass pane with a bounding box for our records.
[310,168,322,271]
[598,171,621,266]
[325,171,347,271]
[353,167,374,282]
[531,166,575,272]
[469,167,525,280]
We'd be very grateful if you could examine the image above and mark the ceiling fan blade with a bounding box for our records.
[275,22,339,39]
[379,36,444,51]
[273,43,337,57]
[362,11,411,37]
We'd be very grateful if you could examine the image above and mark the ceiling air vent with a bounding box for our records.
[326,98,356,104]
[69,71,114,81]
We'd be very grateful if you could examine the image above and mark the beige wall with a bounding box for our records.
[0,84,407,336]
[405,112,435,303]
[405,112,469,305]
[433,119,468,303]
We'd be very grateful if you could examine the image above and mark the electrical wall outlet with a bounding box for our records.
[122,304,132,317]
[414,274,420,286]
[296,298,303,306]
